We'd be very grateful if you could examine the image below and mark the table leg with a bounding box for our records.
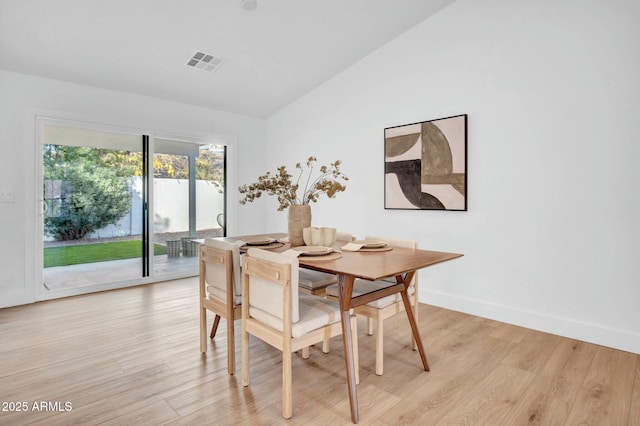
[337,274,359,423]
[399,272,430,371]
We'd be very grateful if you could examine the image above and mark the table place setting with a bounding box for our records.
[238,236,286,252]
[293,245,333,256]
[276,245,343,261]
[341,239,393,252]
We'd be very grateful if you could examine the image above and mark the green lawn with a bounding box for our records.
[44,240,168,268]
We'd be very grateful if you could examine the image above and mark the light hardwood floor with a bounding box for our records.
[0,277,638,425]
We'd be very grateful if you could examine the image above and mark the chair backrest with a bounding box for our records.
[336,231,355,242]
[202,239,243,299]
[243,248,300,328]
[365,235,417,250]
[365,235,418,285]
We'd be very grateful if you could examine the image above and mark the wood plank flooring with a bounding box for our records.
[0,277,638,425]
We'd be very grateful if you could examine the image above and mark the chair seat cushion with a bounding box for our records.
[326,278,414,309]
[249,294,342,338]
[298,269,337,290]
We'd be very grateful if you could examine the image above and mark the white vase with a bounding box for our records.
[303,227,336,246]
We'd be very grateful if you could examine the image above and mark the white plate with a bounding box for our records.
[354,240,388,249]
[244,237,276,246]
[293,246,333,256]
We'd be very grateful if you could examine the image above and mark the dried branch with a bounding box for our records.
[238,157,348,211]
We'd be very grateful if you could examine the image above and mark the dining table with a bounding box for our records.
[215,233,463,423]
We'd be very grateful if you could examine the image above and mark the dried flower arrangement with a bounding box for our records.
[238,156,348,211]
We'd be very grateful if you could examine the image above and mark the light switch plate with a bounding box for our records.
[0,190,15,203]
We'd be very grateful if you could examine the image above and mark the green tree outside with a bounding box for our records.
[44,145,135,241]
[43,144,225,241]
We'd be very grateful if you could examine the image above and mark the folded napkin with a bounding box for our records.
[282,248,335,257]
[282,249,301,258]
[341,242,364,252]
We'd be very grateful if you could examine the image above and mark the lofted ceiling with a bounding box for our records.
[0,0,456,118]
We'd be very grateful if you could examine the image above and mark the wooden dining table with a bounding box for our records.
[216,233,463,423]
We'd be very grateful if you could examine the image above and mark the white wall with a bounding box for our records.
[265,0,640,353]
[84,178,225,238]
[0,70,267,308]
[155,178,225,234]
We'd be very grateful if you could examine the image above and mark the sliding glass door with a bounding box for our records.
[42,124,144,292]
[152,139,226,276]
[39,119,226,297]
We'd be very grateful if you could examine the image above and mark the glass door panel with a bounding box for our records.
[152,140,226,276]
[196,144,226,237]
[42,124,143,292]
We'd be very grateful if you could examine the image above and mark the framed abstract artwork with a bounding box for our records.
[384,114,467,211]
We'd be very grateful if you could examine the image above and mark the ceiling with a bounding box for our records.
[0,0,456,118]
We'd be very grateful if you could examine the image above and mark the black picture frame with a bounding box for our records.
[384,114,467,211]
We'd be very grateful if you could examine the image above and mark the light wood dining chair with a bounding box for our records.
[299,231,355,356]
[297,231,355,297]
[326,236,418,376]
[335,231,356,244]
[298,231,355,356]
[298,269,337,296]
[241,248,359,419]
[199,238,243,375]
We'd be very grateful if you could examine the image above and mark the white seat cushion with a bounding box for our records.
[246,248,300,324]
[250,294,341,338]
[207,285,242,306]
[298,269,337,290]
[203,238,243,298]
[326,279,415,309]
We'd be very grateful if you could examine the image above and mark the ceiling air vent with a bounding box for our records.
[186,51,224,73]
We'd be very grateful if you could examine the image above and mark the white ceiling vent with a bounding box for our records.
[186,51,224,73]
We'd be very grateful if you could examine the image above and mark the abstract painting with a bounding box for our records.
[385,114,467,211]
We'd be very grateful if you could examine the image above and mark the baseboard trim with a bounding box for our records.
[421,290,640,355]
